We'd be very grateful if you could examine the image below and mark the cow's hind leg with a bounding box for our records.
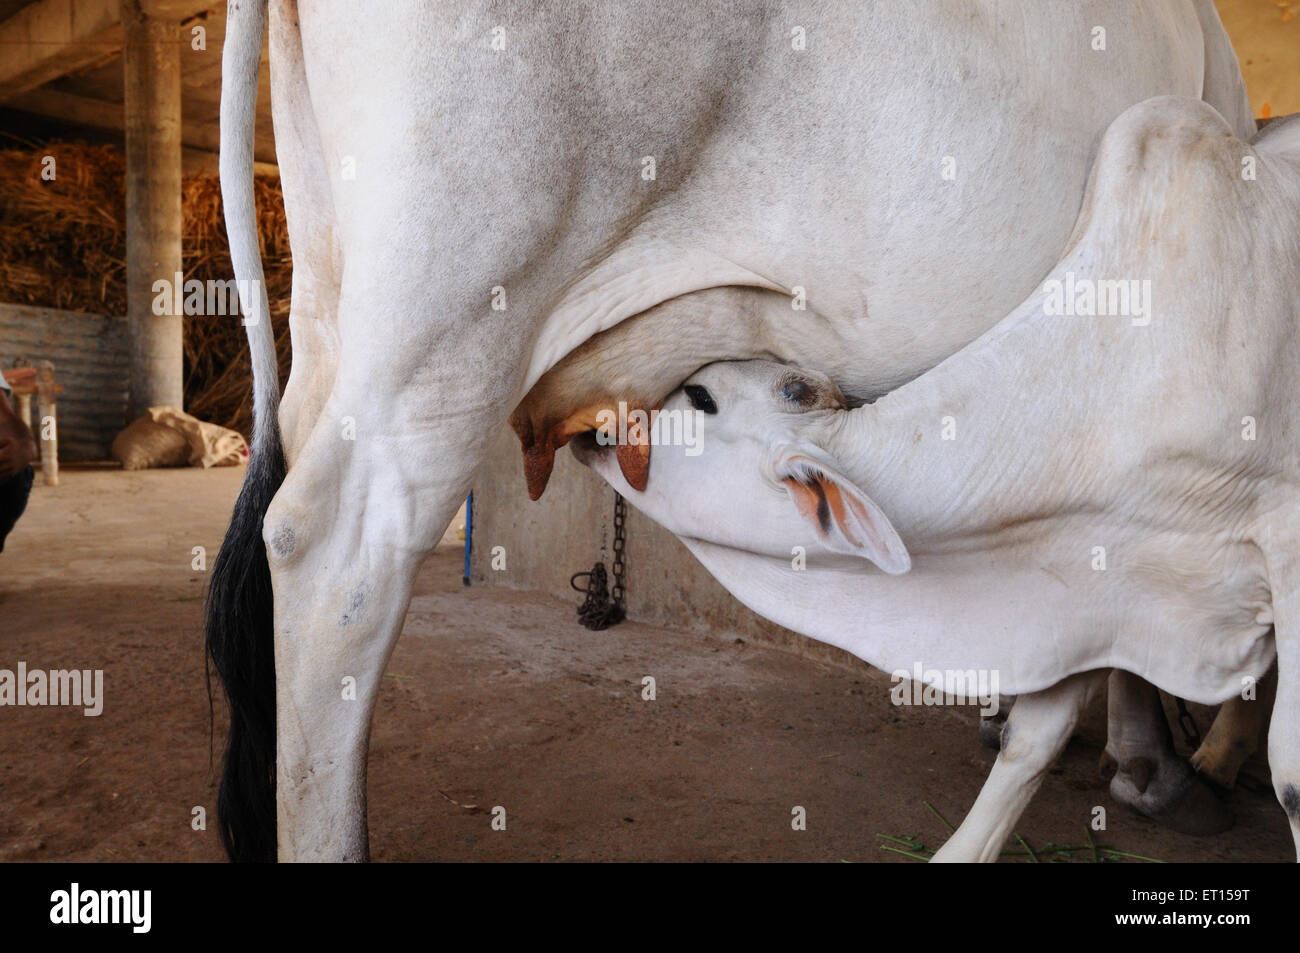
[1103,670,1232,834]
[264,332,512,860]
[932,671,1107,863]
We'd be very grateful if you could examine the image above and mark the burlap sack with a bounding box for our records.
[111,417,191,470]
[111,407,248,469]
[146,406,248,468]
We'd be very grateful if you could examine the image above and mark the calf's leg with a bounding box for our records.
[1265,565,1300,859]
[932,671,1107,863]
[1191,665,1275,789]
[1271,654,1300,859]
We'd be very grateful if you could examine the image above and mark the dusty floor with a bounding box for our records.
[0,467,1291,862]
[1218,0,1300,117]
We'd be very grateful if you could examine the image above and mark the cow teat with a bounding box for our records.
[512,399,656,499]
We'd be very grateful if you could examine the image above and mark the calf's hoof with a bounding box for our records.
[977,696,1015,751]
[978,713,1007,751]
[1109,756,1234,835]
[1189,741,1252,792]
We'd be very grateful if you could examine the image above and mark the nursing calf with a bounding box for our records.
[575,99,1300,861]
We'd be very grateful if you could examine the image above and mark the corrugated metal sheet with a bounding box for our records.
[0,303,129,461]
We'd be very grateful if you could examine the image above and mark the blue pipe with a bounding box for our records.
[462,491,473,586]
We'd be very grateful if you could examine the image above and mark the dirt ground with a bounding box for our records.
[1218,0,1300,117]
[0,467,1291,862]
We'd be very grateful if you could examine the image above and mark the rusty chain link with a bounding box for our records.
[569,491,627,630]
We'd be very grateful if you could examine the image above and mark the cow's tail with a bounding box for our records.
[205,0,281,864]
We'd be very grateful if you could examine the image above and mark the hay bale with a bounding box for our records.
[0,141,292,439]
[0,144,126,314]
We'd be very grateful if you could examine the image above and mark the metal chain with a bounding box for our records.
[610,492,626,608]
[1174,696,1202,751]
[570,490,627,630]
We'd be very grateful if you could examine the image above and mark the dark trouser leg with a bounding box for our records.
[0,465,34,553]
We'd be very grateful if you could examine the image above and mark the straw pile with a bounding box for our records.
[180,171,293,434]
[0,141,291,438]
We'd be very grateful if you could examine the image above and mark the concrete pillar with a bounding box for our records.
[36,360,59,486]
[122,1,182,419]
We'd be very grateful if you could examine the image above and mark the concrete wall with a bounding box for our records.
[469,425,868,672]
[0,302,128,460]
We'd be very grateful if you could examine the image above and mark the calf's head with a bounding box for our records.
[570,360,911,575]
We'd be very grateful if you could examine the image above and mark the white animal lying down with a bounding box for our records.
[574,97,1300,862]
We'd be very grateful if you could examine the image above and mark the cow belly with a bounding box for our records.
[286,1,1212,482]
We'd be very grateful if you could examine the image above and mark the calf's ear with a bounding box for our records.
[775,451,911,574]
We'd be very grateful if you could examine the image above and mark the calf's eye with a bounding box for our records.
[683,385,717,414]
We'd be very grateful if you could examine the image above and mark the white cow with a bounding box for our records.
[209,0,1255,861]
[574,102,1300,861]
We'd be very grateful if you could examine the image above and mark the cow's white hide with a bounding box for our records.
[508,0,1256,495]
